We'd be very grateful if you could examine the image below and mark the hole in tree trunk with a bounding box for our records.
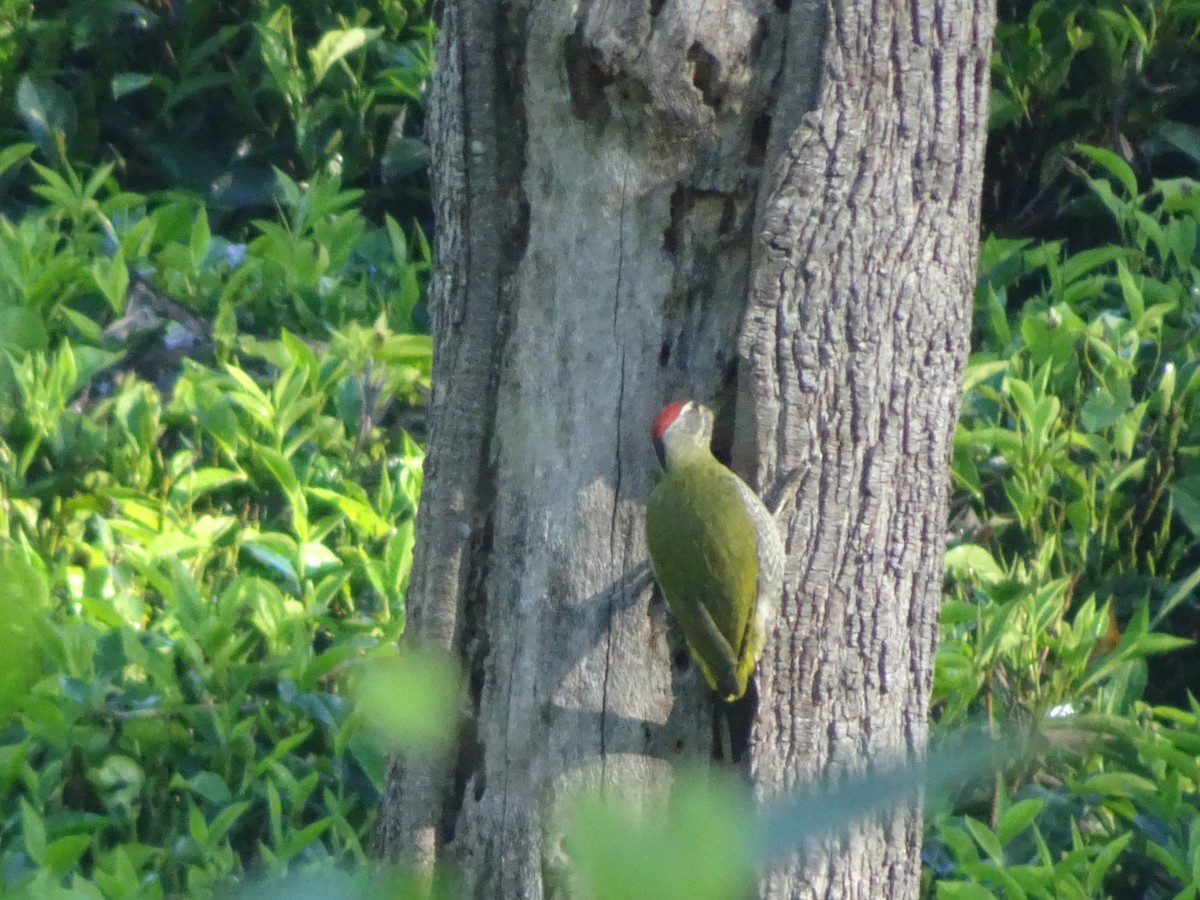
[563,25,613,124]
[686,41,723,108]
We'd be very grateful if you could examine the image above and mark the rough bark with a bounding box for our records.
[377,0,994,896]
[737,2,994,895]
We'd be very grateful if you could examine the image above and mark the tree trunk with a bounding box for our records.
[377,0,993,897]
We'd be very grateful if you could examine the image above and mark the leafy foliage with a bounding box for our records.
[0,0,434,227]
[5,0,1200,896]
[0,167,431,894]
[927,148,1200,896]
[0,0,435,892]
[987,0,1200,238]
[913,1,1200,893]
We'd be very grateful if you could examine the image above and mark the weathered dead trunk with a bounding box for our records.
[377,0,993,896]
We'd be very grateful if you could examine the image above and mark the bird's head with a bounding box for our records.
[651,400,715,469]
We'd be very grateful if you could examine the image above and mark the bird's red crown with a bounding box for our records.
[651,401,689,440]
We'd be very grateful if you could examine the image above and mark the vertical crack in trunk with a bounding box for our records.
[600,127,635,779]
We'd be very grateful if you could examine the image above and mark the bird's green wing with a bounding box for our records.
[646,461,760,699]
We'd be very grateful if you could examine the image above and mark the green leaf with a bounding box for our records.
[305,486,390,538]
[570,772,755,900]
[1114,261,1143,320]
[0,542,51,718]
[1079,390,1125,432]
[280,817,333,861]
[945,546,1005,583]
[17,75,78,156]
[962,359,1010,395]
[189,801,208,847]
[1006,375,1059,447]
[1106,457,1146,492]
[92,252,129,312]
[267,779,283,845]
[983,287,1012,349]
[145,531,206,559]
[308,27,384,86]
[1157,121,1200,167]
[253,728,314,777]
[224,363,274,419]
[43,834,92,874]
[169,467,247,502]
[996,798,1044,845]
[958,425,1022,459]
[257,445,299,494]
[1102,398,1142,457]
[1059,245,1132,285]
[384,214,408,262]
[20,797,46,863]
[258,445,308,537]
[255,6,305,109]
[1077,143,1138,198]
[1154,565,1200,631]
[0,142,34,179]
[936,880,998,899]
[92,847,143,898]
[190,207,211,272]
[111,72,155,100]
[1120,6,1149,48]
[959,862,1027,900]
[1134,210,1167,259]
[950,440,983,501]
[351,649,462,756]
[1126,633,1193,655]
[189,770,233,805]
[1077,771,1157,798]
[1021,304,1079,369]
[299,540,340,575]
[1170,477,1200,538]
[940,821,980,865]
[243,532,300,585]
[0,307,49,353]
[208,801,251,848]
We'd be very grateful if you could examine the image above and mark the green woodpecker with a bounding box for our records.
[645,400,784,702]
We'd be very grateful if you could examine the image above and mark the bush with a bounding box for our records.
[987,0,1200,239]
[0,157,431,894]
[0,1,436,894]
[927,149,1200,897]
[0,1,434,228]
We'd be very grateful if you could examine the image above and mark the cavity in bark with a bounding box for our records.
[563,25,613,125]
[749,112,772,167]
[663,184,687,256]
[686,41,723,108]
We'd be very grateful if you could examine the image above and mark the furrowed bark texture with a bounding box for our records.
[737,1,994,896]
[376,0,993,896]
